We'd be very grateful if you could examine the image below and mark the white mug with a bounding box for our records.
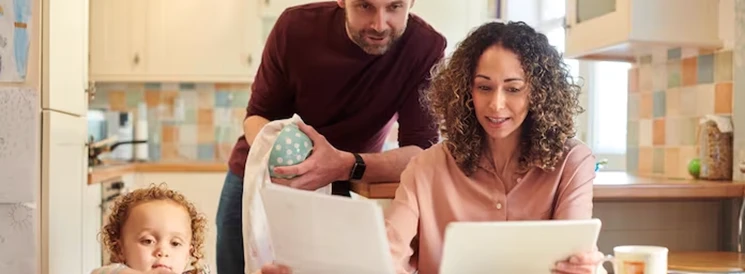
[601,245,668,274]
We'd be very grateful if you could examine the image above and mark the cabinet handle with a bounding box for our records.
[133,53,140,65]
[86,81,97,102]
[265,0,269,5]
[247,55,253,65]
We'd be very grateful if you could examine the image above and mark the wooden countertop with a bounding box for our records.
[88,161,228,184]
[668,251,745,272]
[351,172,745,200]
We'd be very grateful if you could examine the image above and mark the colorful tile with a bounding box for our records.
[627,121,639,147]
[108,90,127,111]
[627,93,640,121]
[215,91,232,107]
[696,84,715,116]
[216,143,234,162]
[161,125,179,143]
[667,48,682,60]
[628,67,639,93]
[145,90,161,107]
[640,93,653,119]
[680,117,698,146]
[652,64,668,91]
[681,57,698,86]
[665,88,680,117]
[148,144,161,161]
[639,119,653,146]
[177,144,198,159]
[197,90,214,109]
[665,117,681,146]
[678,146,698,179]
[197,144,215,161]
[144,83,162,90]
[715,50,733,82]
[197,124,216,144]
[125,90,144,109]
[638,147,653,175]
[639,65,653,91]
[664,147,680,178]
[714,82,733,114]
[213,108,233,125]
[197,109,213,125]
[666,60,682,88]
[160,143,180,161]
[653,148,664,174]
[179,125,197,145]
[184,109,197,124]
[626,148,639,174]
[232,108,246,123]
[653,118,665,145]
[653,91,666,118]
[697,54,715,84]
[679,87,697,116]
[639,55,653,65]
[179,83,196,90]
[231,91,250,108]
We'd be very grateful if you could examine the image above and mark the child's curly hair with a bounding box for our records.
[424,21,584,176]
[100,183,208,273]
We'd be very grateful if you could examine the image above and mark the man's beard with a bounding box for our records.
[345,13,404,55]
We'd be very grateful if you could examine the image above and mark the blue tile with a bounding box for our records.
[179,83,196,90]
[144,82,162,90]
[697,54,715,84]
[215,91,232,107]
[652,91,666,118]
[197,144,215,161]
[667,48,682,60]
[148,144,161,161]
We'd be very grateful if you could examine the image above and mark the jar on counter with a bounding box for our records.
[698,115,734,180]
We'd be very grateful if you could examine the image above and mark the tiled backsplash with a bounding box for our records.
[90,83,250,162]
[626,48,735,179]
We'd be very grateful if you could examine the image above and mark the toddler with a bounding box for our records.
[90,183,209,274]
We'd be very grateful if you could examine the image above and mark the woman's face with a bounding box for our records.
[471,45,530,142]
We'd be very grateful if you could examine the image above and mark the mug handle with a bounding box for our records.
[597,254,616,274]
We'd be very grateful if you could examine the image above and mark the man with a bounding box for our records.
[215,0,446,273]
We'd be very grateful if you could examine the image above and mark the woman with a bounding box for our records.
[258,21,604,274]
[383,21,603,274]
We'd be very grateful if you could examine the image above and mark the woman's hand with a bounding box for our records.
[252,263,292,274]
[552,251,606,274]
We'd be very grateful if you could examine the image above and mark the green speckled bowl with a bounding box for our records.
[267,123,313,179]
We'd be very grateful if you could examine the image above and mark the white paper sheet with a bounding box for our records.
[0,87,37,203]
[260,185,395,274]
[0,202,36,274]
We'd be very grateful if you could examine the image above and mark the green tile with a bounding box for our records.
[697,54,715,84]
[640,55,653,65]
[125,90,144,109]
[627,121,639,147]
[667,60,681,88]
[715,50,733,82]
[667,48,682,60]
[184,109,197,124]
[653,148,664,174]
[627,148,639,173]
[179,83,196,90]
[231,91,250,108]
[653,91,666,118]
[144,82,162,90]
[627,94,640,121]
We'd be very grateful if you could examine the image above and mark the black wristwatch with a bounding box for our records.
[349,153,366,181]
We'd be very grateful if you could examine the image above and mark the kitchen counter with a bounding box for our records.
[351,172,745,200]
[88,161,228,185]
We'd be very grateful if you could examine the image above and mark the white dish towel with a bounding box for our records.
[242,114,331,274]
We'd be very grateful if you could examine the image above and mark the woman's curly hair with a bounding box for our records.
[424,21,584,176]
[100,183,208,273]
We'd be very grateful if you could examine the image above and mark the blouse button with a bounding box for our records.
[496,202,503,210]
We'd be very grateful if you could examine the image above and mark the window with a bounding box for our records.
[532,0,629,170]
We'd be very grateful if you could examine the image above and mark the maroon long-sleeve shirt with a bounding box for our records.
[228,1,446,178]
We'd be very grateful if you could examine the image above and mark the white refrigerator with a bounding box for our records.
[0,0,98,273]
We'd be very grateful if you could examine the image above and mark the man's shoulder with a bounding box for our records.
[405,14,447,53]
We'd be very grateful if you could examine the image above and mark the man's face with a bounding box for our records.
[338,0,413,55]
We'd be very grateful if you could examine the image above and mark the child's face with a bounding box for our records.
[119,200,193,273]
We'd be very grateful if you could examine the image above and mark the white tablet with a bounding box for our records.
[439,218,602,274]
[260,185,395,274]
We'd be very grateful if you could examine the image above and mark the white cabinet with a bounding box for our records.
[41,111,88,274]
[89,0,261,83]
[411,0,488,56]
[565,0,721,62]
[43,0,89,116]
[89,0,148,80]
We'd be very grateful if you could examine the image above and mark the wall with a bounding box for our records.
[91,82,250,162]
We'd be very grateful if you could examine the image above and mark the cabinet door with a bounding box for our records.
[147,0,257,82]
[89,0,148,81]
[411,0,485,56]
[257,0,327,17]
[43,0,89,116]
[565,0,629,59]
[41,111,88,274]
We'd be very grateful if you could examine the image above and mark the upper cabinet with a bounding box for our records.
[257,0,327,17]
[565,0,721,62]
[89,0,261,83]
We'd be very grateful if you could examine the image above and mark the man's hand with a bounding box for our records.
[272,121,355,190]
